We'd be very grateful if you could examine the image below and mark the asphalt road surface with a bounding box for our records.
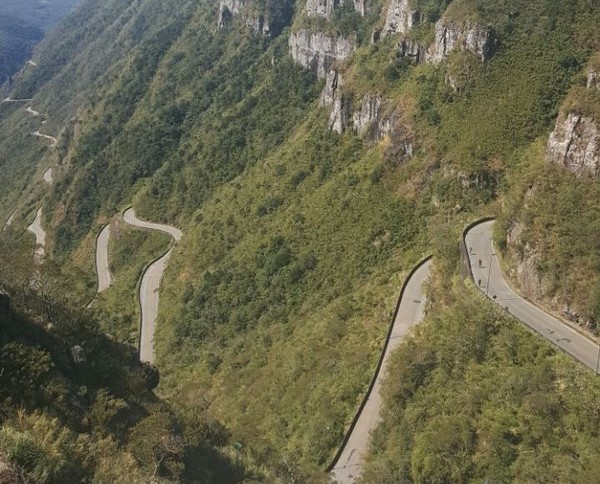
[33,130,57,147]
[331,259,432,483]
[43,167,53,184]
[465,220,600,372]
[95,224,112,293]
[123,207,182,363]
[3,210,15,229]
[27,208,45,263]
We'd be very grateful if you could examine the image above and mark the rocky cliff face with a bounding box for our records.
[353,94,382,134]
[319,70,351,133]
[427,20,495,63]
[547,113,600,176]
[382,0,419,36]
[588,66,600,90]
[289,30,355,79]
[398,38,425,63]
[218,0,270,35]
[546,54,600,176]
[305,0,366,18]
[352,93,393,139]
[505,221,545,301]
[320,78,403,141]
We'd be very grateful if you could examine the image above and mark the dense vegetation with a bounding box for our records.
[362,283,600,482]
[0,0,599,480]
[0,243,242,483]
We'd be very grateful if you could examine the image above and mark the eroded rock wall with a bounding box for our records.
[289,30,355,79]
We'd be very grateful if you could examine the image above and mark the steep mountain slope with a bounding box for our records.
[0,249,240,482]
[1,0,600,481]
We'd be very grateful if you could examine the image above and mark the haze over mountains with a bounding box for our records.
[1,0,600,482]
[0,0,80,82]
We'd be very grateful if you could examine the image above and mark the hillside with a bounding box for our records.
[0,245,241,482]
[1,0,600,481]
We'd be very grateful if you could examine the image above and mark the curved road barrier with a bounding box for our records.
[330,257,432,483]
[123,207,182,363]
[465,219,600,372]
[27,208,45,263]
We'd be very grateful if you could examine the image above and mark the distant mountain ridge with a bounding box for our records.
[0,0,80,84]
[2,0,81,31]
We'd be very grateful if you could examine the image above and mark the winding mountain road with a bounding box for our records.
[43,168,53,184]
[1,98,33,103]
[331,258,432,483]
[123,208,182,363]
[27,106,41,116]
[33,130,58,147]
[27,208,46,263]
[465,220,600,372]
[95,224,112,293]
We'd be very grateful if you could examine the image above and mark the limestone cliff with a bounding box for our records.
[398,38,425,64]
[547,113,600,176]
[382,0,419,36]
[505,221,544,302]
[588,65,600,90]
[319,70,351,133]
[320,78,410,147]
[289,30,355,79]
[547,58,600,176]
[426,20,495,63]
[305,0,366,19]
[218,0,271,35]
[352,93,394,140]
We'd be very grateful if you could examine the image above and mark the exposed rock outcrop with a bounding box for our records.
[587,66,600,90]
[305,0,366,18]
[382,0,419,36]
[319,70,351,133]
[353,94,381,133]
[329,94,353,133]
[319,69,343,107]
[398,38,425,63]
[218,0,271,35]
[353,94,389,138]
[218,0,242,27]
[547,113,600,176]
[505,222,544,301]
[320,79,403,142]
[289,30,355,79]
[426,21,495,63]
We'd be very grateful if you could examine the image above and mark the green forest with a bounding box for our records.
[1,0,600,481]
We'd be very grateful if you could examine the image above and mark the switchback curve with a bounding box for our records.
[330,257,432,483]
[122,207,182,363]
[465,219,600,372]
